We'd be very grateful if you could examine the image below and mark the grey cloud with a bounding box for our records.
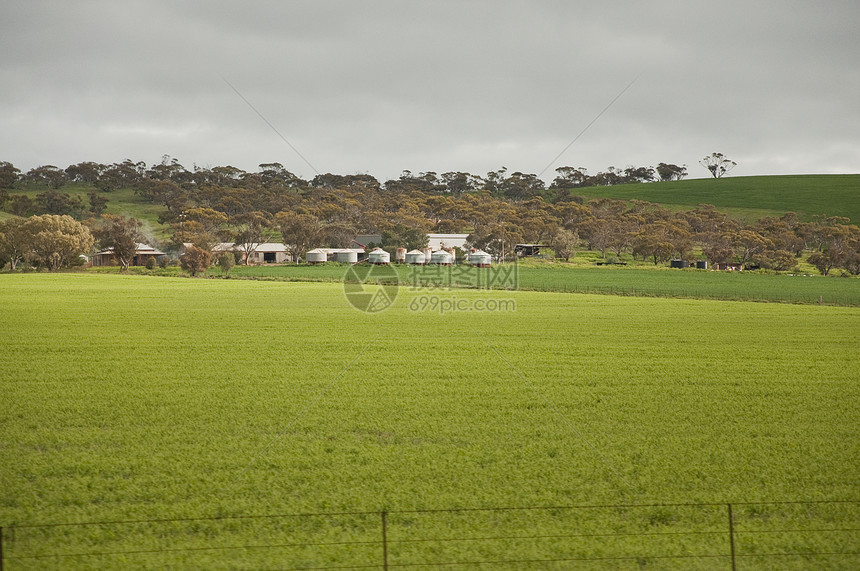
[1,0,857,181]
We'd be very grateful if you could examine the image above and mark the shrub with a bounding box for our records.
[219,251,235,277]
[180,246,211,277]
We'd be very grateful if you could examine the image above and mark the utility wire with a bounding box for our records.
[221,76,321,175]
[537,76,639,178]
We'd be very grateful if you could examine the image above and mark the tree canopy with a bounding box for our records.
[1,156,858,276]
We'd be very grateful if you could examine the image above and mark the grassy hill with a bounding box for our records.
[567,174,860,223]
[3,183,169,239]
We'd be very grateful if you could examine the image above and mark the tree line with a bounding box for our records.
[1,156,858,276]
[0,157,689,209]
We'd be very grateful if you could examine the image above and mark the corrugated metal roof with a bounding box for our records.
[94,243,165,256]
[318,248,365,254]
[235,243,289,252]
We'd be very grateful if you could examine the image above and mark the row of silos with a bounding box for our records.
[305,246,491,266]
[305,249,361,264]
[402,249,453,265]
[402,249,490,266]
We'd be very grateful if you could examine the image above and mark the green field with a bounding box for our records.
[568,174,860,223]
[204,261,860,306]
[1,274,858,568]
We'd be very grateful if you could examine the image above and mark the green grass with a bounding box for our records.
[1,274,858,568]
[567,174,860,223]
[204,260,860,306]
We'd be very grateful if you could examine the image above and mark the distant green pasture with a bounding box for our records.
[210,261,860,306]
[567,174,860,223]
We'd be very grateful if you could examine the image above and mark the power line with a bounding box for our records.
[221,76,320,175]
[537,76,639,178]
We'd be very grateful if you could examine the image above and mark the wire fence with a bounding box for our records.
[2,500,858,570]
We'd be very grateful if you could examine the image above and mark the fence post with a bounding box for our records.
[727,504,736,571]
[381,511,388,571]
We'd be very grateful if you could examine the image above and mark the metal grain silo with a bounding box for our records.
[405,249,426,265]
[468,249,492,267]
[429,250,453,265]
[305,249,327,264]
[336,250,358,264]
[368,247,391,265]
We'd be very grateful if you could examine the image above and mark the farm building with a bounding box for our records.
[187,242,291,264]
[515,243,546,257]
[211,243,238,255]
[354,233,469,251]
[92,243,166,267]
[240,243,290,264]
[179,242,230,257]
[428,233,469,250]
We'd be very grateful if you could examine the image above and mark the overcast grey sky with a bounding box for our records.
[2,0,858,183]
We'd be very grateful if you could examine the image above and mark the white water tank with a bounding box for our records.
[336,250,358,264]
[405,249,426,265]
[468,250,492,267]
[368,247,391,265]
[305,249,327,264]
[396,247,407,263]
[429,250,453,265]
